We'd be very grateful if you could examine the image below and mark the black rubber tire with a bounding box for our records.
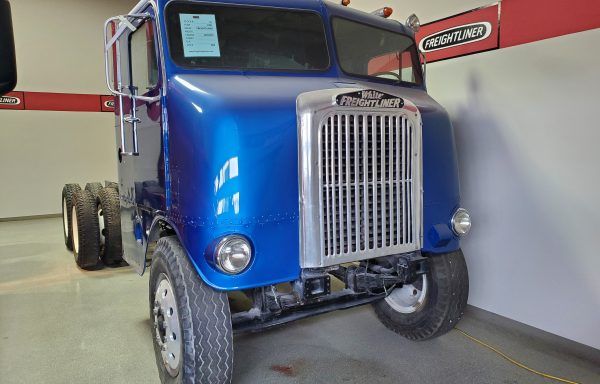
[71,189,101,270]
[149,236,233,384]
[61,183,81,251]
[104,181,119,192]
[84,182,103,199]
[372,249,469,340]
[96,187,124,266]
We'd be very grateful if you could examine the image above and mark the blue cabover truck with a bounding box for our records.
[60,0,472,382]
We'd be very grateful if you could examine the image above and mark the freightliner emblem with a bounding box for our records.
[419,22,492,52]
[0,96,21,105]
[336,90,404,108]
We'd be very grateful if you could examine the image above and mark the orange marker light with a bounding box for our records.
[371,7,394,18]
[341,0,351,6]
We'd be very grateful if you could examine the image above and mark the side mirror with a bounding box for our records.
[0,0,17,95]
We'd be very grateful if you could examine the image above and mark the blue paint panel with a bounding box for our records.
[127,0,465,290]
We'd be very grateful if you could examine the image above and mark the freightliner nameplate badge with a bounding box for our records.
[336,90,404,108]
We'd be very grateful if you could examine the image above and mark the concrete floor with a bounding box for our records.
[1,217,599,384]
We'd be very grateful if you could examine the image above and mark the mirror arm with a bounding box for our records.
[420,50,427,86]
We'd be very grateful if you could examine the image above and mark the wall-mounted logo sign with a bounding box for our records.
[100,96,116,112]
[415,3,499,63]
[0,92,25,110]
[419,22,492,52]
[0,95,21,105]
[336,90,404,108]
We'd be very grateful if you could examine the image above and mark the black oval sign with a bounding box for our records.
[419,22,492,52]
[0,96,21,105]
[104,100,115,108]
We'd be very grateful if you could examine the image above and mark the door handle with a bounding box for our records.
[124,114,141,124]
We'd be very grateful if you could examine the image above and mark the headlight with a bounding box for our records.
[451,208,471,236]
[214,235,252,274]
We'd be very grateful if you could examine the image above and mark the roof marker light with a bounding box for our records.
[371,7,393,18]
[341,0,350,6]
[406,13,421,32]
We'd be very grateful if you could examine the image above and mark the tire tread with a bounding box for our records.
[150,236,233,384]
[373,250,469,340]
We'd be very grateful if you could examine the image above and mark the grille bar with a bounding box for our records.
[320,113,416,259]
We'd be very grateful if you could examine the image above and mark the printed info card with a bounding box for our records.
[180,14,221,57]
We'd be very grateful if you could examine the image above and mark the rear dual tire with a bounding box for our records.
[71,190,101,269]
[68,184,123,269]
[85,182,103,199]
[96,187,124,266]
[62,183,81,251]
[373,250,469,340]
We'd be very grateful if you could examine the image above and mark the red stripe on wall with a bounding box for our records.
[25,92,102,112]
[500,0,600,48]
[0,91,115,112]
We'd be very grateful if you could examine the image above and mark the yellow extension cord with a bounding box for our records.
[455,328,582,384]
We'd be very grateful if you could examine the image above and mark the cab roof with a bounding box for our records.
[130,0,412,36]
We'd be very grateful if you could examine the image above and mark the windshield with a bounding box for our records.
[165,2,329,71]
[332,18,422,85]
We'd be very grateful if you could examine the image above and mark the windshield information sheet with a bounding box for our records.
[179,14,221,57]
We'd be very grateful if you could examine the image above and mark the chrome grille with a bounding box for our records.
[320,113,416,260]
[297,88,421,268]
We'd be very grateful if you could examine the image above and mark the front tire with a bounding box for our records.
[373,250,469,340]
[149,236,233,384]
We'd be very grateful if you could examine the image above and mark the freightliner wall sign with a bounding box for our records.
[415,3,500,63]
[420,22,492,52]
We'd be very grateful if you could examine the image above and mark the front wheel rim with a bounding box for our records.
[385,274,428,314]
[153,274,182,377]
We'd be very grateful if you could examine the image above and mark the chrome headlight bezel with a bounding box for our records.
[451,208,471,237]
[214,235,252,274]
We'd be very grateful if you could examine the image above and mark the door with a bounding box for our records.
[117,8,164,274]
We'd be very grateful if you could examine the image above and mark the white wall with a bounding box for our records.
[0,0,137,218]
[351,0,600,349]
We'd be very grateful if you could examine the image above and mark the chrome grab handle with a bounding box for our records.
[103,13,155,101]
[104,13,154,158]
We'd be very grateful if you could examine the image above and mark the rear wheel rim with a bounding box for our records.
[71,206,79,254]
[97,207,105,246]
[62,198,69,236]
[385,275,428,314]
[153,274,182,377]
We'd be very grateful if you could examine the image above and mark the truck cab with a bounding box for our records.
[71,0,474,382]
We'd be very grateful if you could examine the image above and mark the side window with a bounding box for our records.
[129,21,159,95]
